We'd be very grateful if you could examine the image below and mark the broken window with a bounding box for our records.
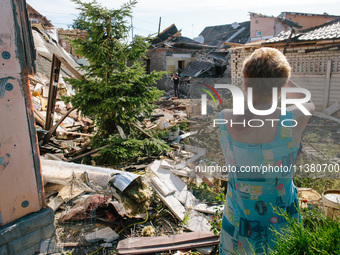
[256,31,262,37]
[178,60,185,72]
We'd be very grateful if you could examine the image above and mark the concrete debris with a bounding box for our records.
[85,227,119,243]
[322,101,340,116]
[313,111,340,124]
[150,160,212,232]
[27,22,225,253]
[101,242,113,248]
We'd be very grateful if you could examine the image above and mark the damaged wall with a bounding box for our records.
[57,28,86,59]
[146,48,167,90]
[0,0,43,226]
[0,0,55,253]
[146,48,195,91]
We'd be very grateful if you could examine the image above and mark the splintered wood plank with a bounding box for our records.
[47,196,64,212]
[117,231,219,255]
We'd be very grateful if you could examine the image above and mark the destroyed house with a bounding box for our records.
[26,3,84,83]
[229,18,340,111]
[57,28,87,60]
[146,24,216,90]
[26,3,53,28]
[199,21,250,49]
[31,27,85,83]
[180,51,230,79]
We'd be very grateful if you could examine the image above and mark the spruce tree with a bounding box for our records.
[66,0,168,166]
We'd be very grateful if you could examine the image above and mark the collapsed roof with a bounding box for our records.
[150,24,216,50]
[32,26,85,82]
[199,21,250,48]
[180,59,215,78]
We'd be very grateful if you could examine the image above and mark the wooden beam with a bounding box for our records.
[38,52,83,80]
[66,144,111,162]
[45,54,61,130]
[54,54,83,80]
[43,107,75,144]
[305,44,340,53]
[223,42,242,47]
[128,121,152,138]
[117,231,219,255]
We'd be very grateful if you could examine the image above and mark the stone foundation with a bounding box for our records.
[0,207,55,255]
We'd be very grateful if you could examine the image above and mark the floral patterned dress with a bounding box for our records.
[218,110,300,254]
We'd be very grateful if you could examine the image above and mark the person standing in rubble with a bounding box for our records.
[218,48,315,254]
[171,72,180,98]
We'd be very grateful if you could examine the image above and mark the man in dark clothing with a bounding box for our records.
[171,72,180,97]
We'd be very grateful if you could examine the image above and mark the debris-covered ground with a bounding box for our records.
[27,13,340,255]
[31,67,340,254]
[33,83,226,254]
[27,54,340,254]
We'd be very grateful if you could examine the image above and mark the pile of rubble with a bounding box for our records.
[29,71,225,254]
[25,13,229,254]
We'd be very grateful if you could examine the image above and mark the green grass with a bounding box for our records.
[269,208,340,255]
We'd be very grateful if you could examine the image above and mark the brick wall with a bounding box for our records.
[229,44,340,110]
[0,208,55,255]
[250,16,276,41]
[146,49,167,90]
[284,13,339,30]
[57,29,86,59]
[147,48,196,91]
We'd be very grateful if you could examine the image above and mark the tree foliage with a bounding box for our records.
[66,0,168,165]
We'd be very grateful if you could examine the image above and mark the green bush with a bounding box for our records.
[270,208,340,255]
[83,134,170,166]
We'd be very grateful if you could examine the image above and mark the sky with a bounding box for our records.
[26,0,340,39]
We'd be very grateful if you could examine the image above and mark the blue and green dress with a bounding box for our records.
[218,110,300,255]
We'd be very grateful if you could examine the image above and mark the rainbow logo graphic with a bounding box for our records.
[200,83,222,115]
